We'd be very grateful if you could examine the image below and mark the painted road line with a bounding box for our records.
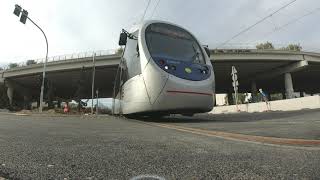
[130,175,165,180]
[154,123,320,147]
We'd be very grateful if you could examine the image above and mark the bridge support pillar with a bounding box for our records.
[285,73,294,99]
[0,77,4,85]
[23,95,31,110]
[251,81,258,102]
[57,99,62,108]
[46,83,55,109]
[6,81,14,107]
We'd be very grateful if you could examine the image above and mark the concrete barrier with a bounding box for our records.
[210,95,320,114]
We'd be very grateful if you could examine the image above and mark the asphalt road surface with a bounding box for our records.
[0,110,319,179]
[153,109,320,140]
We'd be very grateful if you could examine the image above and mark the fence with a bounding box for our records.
[1,49,118,70]
[210,95,320,114]
[2,46,320,70]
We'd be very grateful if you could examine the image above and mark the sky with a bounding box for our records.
[1,0,320,68]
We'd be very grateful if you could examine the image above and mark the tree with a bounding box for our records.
[227,93,247,105]
[237,93,246,104]
[256,42,303,51]
[26,60,37,66]
[256,42,274,50]
[270,93,283,101]
[280,44,302,51]
[8,63,18,69]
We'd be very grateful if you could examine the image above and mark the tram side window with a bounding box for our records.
[123,35,141,79]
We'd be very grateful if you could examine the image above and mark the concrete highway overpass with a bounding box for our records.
[1,49,320,107]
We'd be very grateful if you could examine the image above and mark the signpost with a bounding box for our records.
[96,89,99,115]
[231,66,240,111]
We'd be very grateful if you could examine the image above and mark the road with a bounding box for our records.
[0,110,319,179]
[152,109,320,140]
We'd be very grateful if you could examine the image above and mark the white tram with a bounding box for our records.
[113,20,215,116]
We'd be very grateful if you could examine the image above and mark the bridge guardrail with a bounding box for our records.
[2,47,320,71]
[2,49,118,70]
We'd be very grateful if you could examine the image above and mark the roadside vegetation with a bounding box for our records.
[256,42,302,51]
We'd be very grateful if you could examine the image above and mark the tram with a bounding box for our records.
[112,20,215,116]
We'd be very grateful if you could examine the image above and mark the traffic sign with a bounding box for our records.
[234,86,238,91]
[232,74,238,82]
[231,66,237,75]
[231,66,239,87]
[232,80,239,87]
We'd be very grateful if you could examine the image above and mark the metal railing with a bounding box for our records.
[213,43,320,53]
[2,46,320,71]
[212,48,320,55]
[1,49,118,70]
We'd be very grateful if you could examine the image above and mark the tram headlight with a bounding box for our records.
[200,68,208,74]
[164,65,169,70]
[201,66,209,74]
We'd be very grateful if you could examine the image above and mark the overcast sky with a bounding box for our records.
[1,0,320,67]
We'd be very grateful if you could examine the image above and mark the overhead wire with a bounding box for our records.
[141,0,152,22]
[255,7,320,42]
[123,0,156,36]
[216,0,298,48]
[150,0,161,18]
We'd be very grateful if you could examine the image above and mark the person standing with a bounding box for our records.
[63,102,69,113]
[259,89,271,111]
[244,93,251,112]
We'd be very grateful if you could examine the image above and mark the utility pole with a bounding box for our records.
[96,89,99,115]
[13,4,48,113]
[91,52,96,114]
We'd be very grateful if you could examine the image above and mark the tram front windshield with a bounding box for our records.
[145,23,205,64]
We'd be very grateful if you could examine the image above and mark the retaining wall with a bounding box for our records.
[210,95,320,114]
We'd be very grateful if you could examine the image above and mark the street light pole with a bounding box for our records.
[91,52,96,114]
[13,5,48,113]
[27,17,48,113]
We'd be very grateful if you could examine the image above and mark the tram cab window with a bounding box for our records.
[123,31,141,79]
[145,23,205,64]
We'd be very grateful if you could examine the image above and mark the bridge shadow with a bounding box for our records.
[131,109,320,124]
